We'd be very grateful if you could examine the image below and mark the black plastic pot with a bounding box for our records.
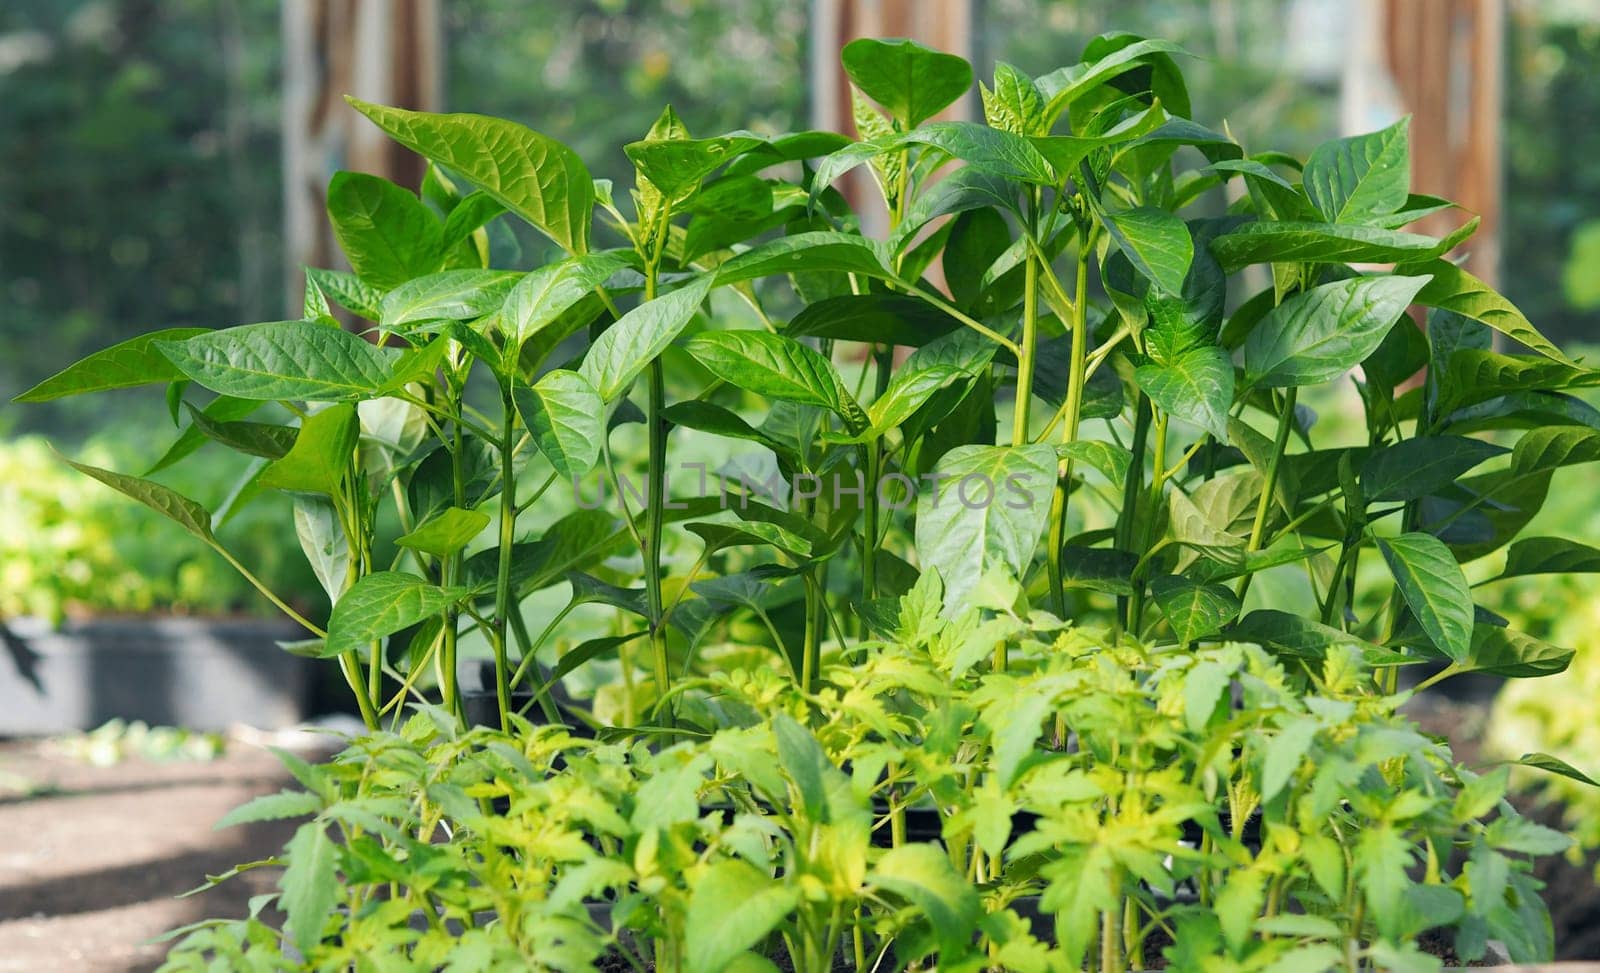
[0,615,311,734]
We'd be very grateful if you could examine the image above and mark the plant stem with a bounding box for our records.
[1046,240,1092,616]
[441,407,467,720]
[801,573,820,694]
[489,385,522,731]
[1115,398,1154,637]
[1236,387,1298,603]
[1012,245,1039,447]
[645,356,673,725]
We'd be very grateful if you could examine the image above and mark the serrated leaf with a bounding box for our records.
[684,860,798,973]
[280,821,338,957]
[579,274,712,400]
[156,321,397,402]
[348,98,593,253]
[215,790,322,830]
[1261,719,1317,803]
[869,844,981,960]
[1376,532,1473,663]
[15,328,209,402]
[325,572,469,657]
[514,369,604,478]
[1183,659,1232,733]
[1243,275,1428,388]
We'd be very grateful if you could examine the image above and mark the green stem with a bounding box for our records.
[1236,387,1298,604]
[491,384,519,732]
[645,357,673,725]
[1115,398,1154,636]
[1047,240,1092,617]
[1012,247,1040,447]
[801,573,820,694]
[507,609,562,725]
[441,409,467,719]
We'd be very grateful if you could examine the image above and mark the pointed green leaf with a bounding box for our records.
[868,844,981,960]
[501,250,632,349]
[1303,117,1411,224]
[378,269,521,328]
[1134,345,1234,441]
[293,497,350,601]
[1229,609,1382,659]
[1513,753,1598,788]
[16,328,210,402]
[461,509,624,595]
[713,232,891,287]
[914,444,1057,608]
[395,506,490,558]
[1243,275,1428,388]
[325,571,469,657]
[64,459,214,541]
[325,171,443,290]
[684,331,865,430]
[1211,220,1474,271]
[1494,536,1600,582]
[841,37,973,128]
[1457,625,1573,678]
[1359,436,1506,504]
[786,293,956,346]
[215,790,322,830]
[305,267,383,320]
[626,132,765,200]
[901,121,1055,184]
[579,275,712,401]
[1037,37,1188,125]
[514,369,604,478]
[258,404,358,495]
[347,98,594,253]
[183,402,297,459]
[156,321,397,402]
[1103,206,1193,295]
[1150,575,1241,644]
[1376,532,1473,663]
[1405,259,1575,366]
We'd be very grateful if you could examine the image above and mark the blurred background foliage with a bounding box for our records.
[2,4,1600,834]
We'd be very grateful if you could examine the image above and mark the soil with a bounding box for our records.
[0,736,322,973]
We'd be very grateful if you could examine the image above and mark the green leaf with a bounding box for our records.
[514,369,604,478]
[1261,720,1317,803]
[280,821,338,957]
[914,444,1057,608]
[1359,436,1506,504]
[1103,206,1193,295]
[395,506,490,558]
[1183,659,1232,733]
[1303,117,1411,224]
[1494,536,1600,581]
[870,331,997,433]
[786,293,955,346]
[1433,349,1600,416]
[1150,575,1240,644]
[684,331,865,430]
[156,321,397,402]
[579,275,712,401]
[1210,221,1471,271]
[1167,487,1246,565]
[869,844,981,960]
[324,171,442,290]
[15,328,209,402]
[1510,424,1600,476]
[292,497,350,600]
[347,98,594,253]
[772,713,830,822]
[1243,275,1429,388]
[1514,753,1599,788]
[982,61,1044,135]
[500,250,632,350]
[713,232,891,287]
[684,860,798,973]
[1457,624,1573,678]
[1229,609,1381,659]
[1215,868,1267,956]
[547,631,647,685]
[1037,37,1188,125]
[63,458,214,541]
[378,269,521,328]
[259,404,358,495]
[183,402,298,459]
[1404,258,1575,366]
[439,190,507,251]
[687,520,814,560]
[663,401,795,459]
[305,267,383,320]
[1134,345,1233,441]
[841,37,973,128]
[626,132,765,200]
[215,790,322,830]
[1376,532,1473,663]
[901,121,1055,184]
[325,571,469,658]
[461,509,623,595]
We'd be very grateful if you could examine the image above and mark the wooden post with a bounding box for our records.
[1350,0,1503,286]
[281,0,442,318]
